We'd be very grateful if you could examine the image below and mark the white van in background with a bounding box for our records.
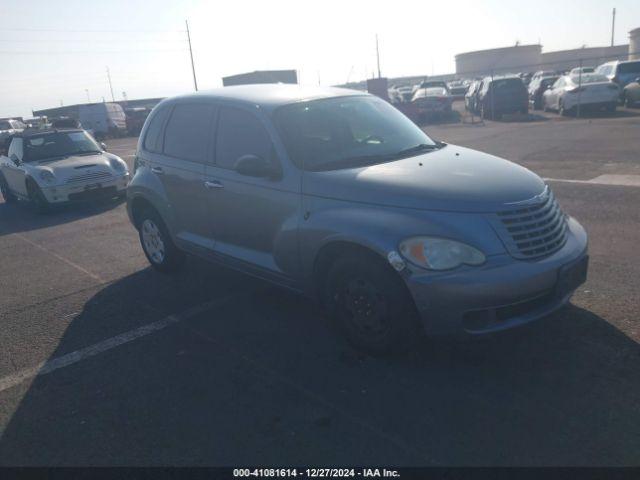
[78,103,127,139]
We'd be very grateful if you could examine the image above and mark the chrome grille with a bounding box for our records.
[66,170,113,185]
[491,187,568,259]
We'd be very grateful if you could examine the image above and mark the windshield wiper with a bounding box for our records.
[71,150,102,156]
[394,142,443,157]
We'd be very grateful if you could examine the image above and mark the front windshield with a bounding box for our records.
[23,131,101,162]
[275,95,438,172]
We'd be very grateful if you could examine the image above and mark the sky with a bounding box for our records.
[1,0,639,118]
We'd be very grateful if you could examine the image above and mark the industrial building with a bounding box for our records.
[33,97,164,119]
[455,29,638,77]
[540,45,629,72]
[222,70,297,87]
[630,27,640,60]
[455,44,542,76]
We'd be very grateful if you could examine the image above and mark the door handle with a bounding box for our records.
[204,180,224,189]
[151,166,164,175]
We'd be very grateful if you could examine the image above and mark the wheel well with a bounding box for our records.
[312,241,387,297]
[130,196,157,229]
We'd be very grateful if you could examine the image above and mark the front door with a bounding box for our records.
[204,105,301,284]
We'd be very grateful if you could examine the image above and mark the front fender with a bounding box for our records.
[299,197,506,282]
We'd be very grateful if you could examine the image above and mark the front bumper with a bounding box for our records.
[405,217,588,335]
[41,173,129,204]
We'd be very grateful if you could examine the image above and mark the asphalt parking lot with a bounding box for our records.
[1,108,639,466]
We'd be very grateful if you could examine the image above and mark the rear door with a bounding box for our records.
[146,101,217,254]
[204,105,301,284]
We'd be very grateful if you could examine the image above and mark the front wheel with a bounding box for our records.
[323,252,420,355]
[623,94,634,108]
[138,208,185,273]
[27,180,50,213]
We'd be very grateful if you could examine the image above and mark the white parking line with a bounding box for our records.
[0,298,227,393]
[14,233,104,282]
[545,174,640,187]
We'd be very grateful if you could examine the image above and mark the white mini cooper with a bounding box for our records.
[0,128,129,212]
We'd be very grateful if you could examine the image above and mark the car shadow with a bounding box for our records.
[1,260,639,465]
[0,196,125,237]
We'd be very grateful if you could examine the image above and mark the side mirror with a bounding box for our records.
[100,142,107,151]
[234,154,276,178]
[10,153,21,166]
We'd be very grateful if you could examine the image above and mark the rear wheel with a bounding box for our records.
[137,208,185,273]
[0,174,16,203]
[623,93,634,108]
[323,251,420,355]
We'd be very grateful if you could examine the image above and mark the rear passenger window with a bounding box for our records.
[143,107,169,153]
[215,107,272,170]
[163,103,214,162]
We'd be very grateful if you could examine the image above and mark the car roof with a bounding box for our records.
[162,84,368,112]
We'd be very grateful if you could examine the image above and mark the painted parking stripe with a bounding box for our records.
[14,233,104,282]
[545,174,640,187]
[0,298,232,393]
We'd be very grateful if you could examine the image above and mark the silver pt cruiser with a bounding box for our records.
[127,85,588,354]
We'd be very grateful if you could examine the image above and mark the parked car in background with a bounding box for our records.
[476,76,528,119]
[569,66,595,76]
[596,60,640,92]
[0,119,25,143]
[464,80,483,113]
[447,80,468,99]
[126,84,588,354]
[528,75,559,110]
[622,77,640,107]
[125,107,151,136]
[418,80,449,92]
[396,85,414,103]
[543,73,619,115]
[412,86,453,119]
[0,128,129,211]
[78,103,127,139]
[24,117,50,129]
[532,70,557,81]
[519,72,534,86]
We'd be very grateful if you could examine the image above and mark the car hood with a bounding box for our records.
[30,153,123,181]
[303,144,546,213]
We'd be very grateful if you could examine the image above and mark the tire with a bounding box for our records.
[27,179,50,213]
[559,100,568,117]
[0,174,16,203]
[322,251,420,355]
[137,207,185,273]
[623,94,635,108]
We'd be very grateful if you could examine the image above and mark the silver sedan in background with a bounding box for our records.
[543,73,619,115]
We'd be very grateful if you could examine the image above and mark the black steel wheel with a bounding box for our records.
[323,251,420,355]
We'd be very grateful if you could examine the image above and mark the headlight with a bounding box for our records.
[39,170,56,184]
[109,157,127,173]
[399,236,486,271]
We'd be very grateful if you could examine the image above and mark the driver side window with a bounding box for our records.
[8,138,23,162]
[215,107,273,170]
